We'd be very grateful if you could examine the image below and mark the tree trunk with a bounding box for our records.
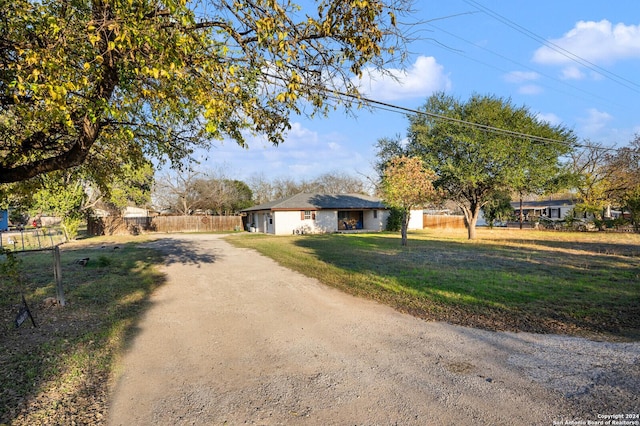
[519,197,524,230]
[462,204,481,240]
[401,210,410,246]
[467,214,479,239]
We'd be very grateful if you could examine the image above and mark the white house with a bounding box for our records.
[511,198,577,223]
[242,193,423,235]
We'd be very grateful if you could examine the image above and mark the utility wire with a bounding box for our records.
[464,0,640,94]
[337,89,622,152]
[262,73,622,152]
[426,22,627,111]
[327,88,575,144]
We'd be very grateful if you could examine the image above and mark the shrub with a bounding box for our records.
[386,207,403,232]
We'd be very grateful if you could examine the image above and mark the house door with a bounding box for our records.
[265,213,273,233]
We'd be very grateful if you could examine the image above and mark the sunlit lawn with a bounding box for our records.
[227,228,640,340]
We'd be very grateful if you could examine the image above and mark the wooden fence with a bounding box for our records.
[151,215,243,233]
[423,214,466,229]
[88,215,243,235]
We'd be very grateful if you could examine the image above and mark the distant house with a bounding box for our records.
[511,198,577,222]
[242,193,423,235]
[122,206,150,217]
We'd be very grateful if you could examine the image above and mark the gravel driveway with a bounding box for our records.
[108,234,639,425]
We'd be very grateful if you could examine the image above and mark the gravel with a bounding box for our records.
[108,234,639,425]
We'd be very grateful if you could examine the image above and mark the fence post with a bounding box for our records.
[53,245,65,307]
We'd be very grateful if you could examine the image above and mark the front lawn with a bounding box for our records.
[0,236,164,425]
[227,228,640,340]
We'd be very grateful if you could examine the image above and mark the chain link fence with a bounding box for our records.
[0,228,67,251]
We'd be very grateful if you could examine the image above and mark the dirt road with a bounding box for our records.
[107,234,639,425]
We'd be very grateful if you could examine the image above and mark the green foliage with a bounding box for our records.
[32,173,84,218]
[61,216,82,240]
[569,143,612,221]
[154,171,253,215]
[482,192,514,228]
[386,207,404,232]
[0,247,22,288]
[8,209,26,225]
[98,162,154,210]
[0,0,410,183]
[604,136,640,231]
[228,180,254,212]
[625,190,640,231]
[379,156,438,245]
[3,156,154,238]
[96,255,112,267]
[404,92,576,239]
[30,171,85,239]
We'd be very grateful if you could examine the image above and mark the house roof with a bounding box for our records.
[511,198,576,209]
[242,193,387,212]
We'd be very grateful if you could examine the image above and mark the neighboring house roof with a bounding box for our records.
[242,193,387,212]
[123,206,149,217]
[511,198,576,209]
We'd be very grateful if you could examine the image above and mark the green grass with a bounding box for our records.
[1,228,638,423]
[226,228,640,340]
[0,236,165,425]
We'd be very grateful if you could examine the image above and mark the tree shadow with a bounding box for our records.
[292,234,640,338]
[508,237,640,257]
[138,237,218,267]
[0,238,207,424]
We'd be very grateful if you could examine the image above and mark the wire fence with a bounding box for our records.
[0,228,67,252]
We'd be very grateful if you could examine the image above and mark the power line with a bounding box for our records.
[425,22,628,112]
[464,0,640,95]
[326,88,622,152]
[262,72,621,152]
[328,88,575,144]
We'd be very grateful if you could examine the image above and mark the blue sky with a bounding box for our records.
[198,0,640,184]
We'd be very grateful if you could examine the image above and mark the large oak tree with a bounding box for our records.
[405,93,576,239]
[0,0,411,183]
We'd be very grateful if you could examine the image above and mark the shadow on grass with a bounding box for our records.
[292,234,640,339]
[0,237,212,424]
[489,236,640,258]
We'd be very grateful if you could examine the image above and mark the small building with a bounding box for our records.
[242,193,422,235]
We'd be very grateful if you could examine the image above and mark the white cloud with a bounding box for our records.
[355,56,452,101]
[532,20,640,68]
[504,71,541,95]
[560,66,585,80]
[200,121,375,181]
[577,108,613,136]
[536,112,562,126]
[284,122,320,147]
[504,71,540,83]
[518,84,543,95]
[327,141,340,151]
